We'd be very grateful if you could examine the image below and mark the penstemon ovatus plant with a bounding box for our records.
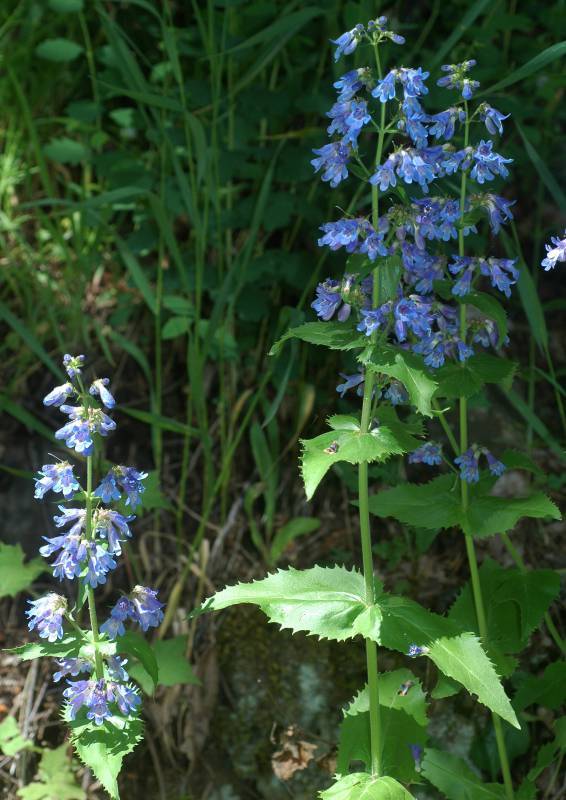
[203,16,562,800]
[17,354,164,799]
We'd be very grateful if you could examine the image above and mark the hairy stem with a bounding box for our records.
[458,104,514,800]
[85,456,104,679]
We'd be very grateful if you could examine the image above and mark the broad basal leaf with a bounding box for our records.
[367,476,461,530]
[128,635,199,695]
[422,748,506,799]
[66,709,143,800]
[0,716,33,757]
[116,631,159,691]
[435,353,517,399]
[320,772,415,800]
[270,321,365,356]
[365,346,438,417]
[0,543,45,598]
[301,423,418,500]
[449,560,561,653]
[457,291,508,346]
[205,565,370,641]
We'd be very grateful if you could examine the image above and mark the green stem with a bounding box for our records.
[85,456,104,679]
[354,40,389,778]
[458,104,514,800]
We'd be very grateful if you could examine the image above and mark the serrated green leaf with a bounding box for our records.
[366,347,438,417]
[345,669,428,727]
[0,543,45,598]
[367,475,462,530]
[321,772,415,800]
[66,709,143,799]
[205,565,369,642]
[377,595,519,727]
[338,707,426,783]
[269,321,365,356]
[0,717,34,756]
[422,748,506,799]
[128,635,199,694]
[435,353,517,398]
[117,631,158,690]
[17,743,86,800]
[449,561,561,655]
[13,634,84,662]
[301,424,418,500]
[35,38,83,62]
[459,291,508,346]
[464,492,561,538]
[514,662,566,712]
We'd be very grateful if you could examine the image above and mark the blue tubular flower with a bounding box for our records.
[63,678,138,725]
[333,68,371,101]
[408,442,443,466]
[312,279,349,321]
[89,378,116,409]
[372,70,397,102]
[83,543,117,588]
[541,230,566,270]
[401,243,445,293]
[107,656,129,682]
[470,140,513,184]
[130,586,165,631]
[410,744,423,767]
[479,257,518,297]
[484,449,506,476]
[94,471,121,503]
[40,533,86,581]
[399,97,429,148]
[474,193,514,233]
[384,381,408,405]
[331,24,365,61]
[26,594,67,642]
[43,382,74,407]
[94,509,134,555]
[398,67,429,98]
[357,304,390,336]
[396,148,437,192]
[407,644,428,657]
[55,407,116,455]
[437,60,479,99]
[311,142,350,187]
[370,154,398,191]
[472,318,501,349]
[116,467,148,509]
[113,683,141,716]
[428,107,465,141]
[478,103,509,136]
[100,596,134,639]
[62,354,85,379]
[367,16,405,45]
[34,462,80,500]
[455,447,481,483]
[318,218,365,253]
[413,329,473,368]
[393,294,433,342]
[53,658,92,683]
[336,373,365,397]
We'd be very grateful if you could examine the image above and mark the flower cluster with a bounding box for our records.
[541,230,566,271]
[310,35,516,375]
[26,354,164,728]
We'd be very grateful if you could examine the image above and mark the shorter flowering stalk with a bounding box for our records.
[26,353,164,748]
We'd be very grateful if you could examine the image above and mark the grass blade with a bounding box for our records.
[516,123,566,212]
[428,0,491,67]
[480,41,566,96]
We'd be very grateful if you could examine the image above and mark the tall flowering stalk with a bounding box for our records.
[195,17,566,800]
[21,354,164,799]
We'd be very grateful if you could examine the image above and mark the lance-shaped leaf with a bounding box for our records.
[66,709,143,800]
[422,748,506,799]
[376,593,519,728]
[463,492,560,537]
[449,560,561,653]
[13,634,85,662]
[206,565,370,641]
[455,291,508,345]
[367,475,462,530]
[301,420,418,500]
[434,353,517,399]
[513,661,566,712]
[321,772,416,800]
[364,346,438,417]
[269,321,365,356]
[204,566,518,726]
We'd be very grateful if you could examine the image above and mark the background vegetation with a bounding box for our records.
[0,1,564,798]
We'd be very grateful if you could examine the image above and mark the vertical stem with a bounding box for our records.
[458,105,514,800]
[355,40,389,778]
[85,456,104,679]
